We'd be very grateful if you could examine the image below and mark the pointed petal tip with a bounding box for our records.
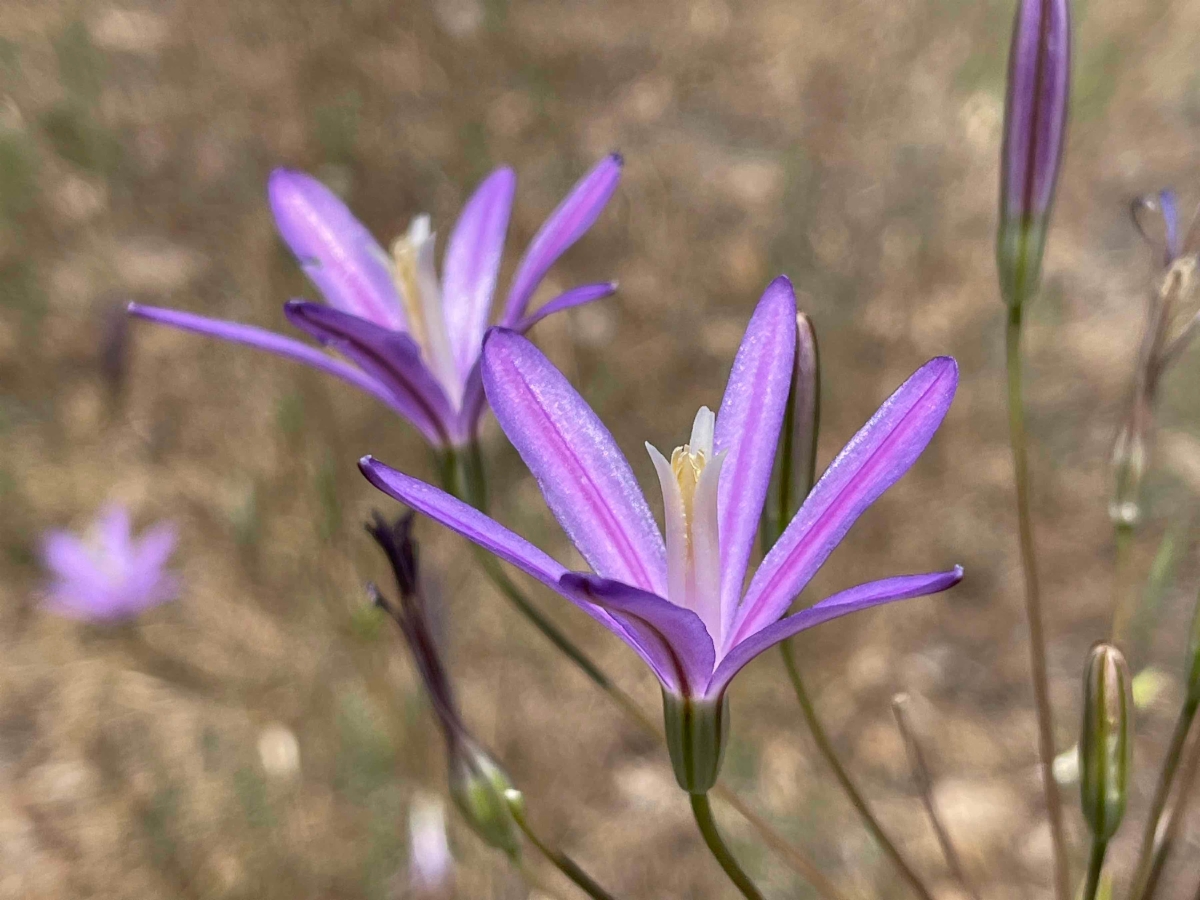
[608,151,624,168]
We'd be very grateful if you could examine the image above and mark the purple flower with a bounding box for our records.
[128,156,623,449]
[360,276,962,789]
[997,0,1071,307]
[40,505,179,621]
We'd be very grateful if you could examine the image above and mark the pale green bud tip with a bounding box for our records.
[1187,594,1200,706]
[1080,643,1131,842]
[448,742,522,859]
[662,691,729,794]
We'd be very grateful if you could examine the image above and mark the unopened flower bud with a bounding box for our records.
[1080,643,1131,842]
[448,739,522,859]
[996,0,1071,308]
[1108,418,1147,528]
[662,692,729,794]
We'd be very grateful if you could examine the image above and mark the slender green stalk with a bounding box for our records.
[1134,724,1200,900]
[781,643,933,900]
[506,794,619,900]
[437,444,846,898]
[1082,839,1108,900]
[690,792,765,900]
[1005,302,1070,900]
[1110,522,1137,647]
[1130,699,1197,896]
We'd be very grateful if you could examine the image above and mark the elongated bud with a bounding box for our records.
[1080,643,1131,842]
[448,739,522,859]
[761,312,820,550]
[662,692,729,794]
[1186,592,1200,707]
[996,0,1071,308]
[1109,415,1147,529]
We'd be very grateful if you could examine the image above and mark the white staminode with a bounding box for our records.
[392,216,463,408]
[647,406,725,643]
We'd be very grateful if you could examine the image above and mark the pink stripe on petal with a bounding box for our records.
[730,357,958,646]
[500,154,622,326]
[128,303,449,446]
[560,573,715,697]
[442,168,516,380]
[482,328,667,593]
[268,169,405,330]
[713,277,797,637]
[707,567,962,697]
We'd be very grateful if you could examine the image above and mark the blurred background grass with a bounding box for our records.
[2,0,1200,897]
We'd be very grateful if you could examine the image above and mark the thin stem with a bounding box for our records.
[690,792,765,900]
[438,445,844,897]
[1082,839,1108,900]
[1110,523,1137,647]
[1005,302,1071,900]
[1136,722,1200,900]
[781,642,934,900]
[710,784,853,900]
[507,796,618,900]
[891,694,979,900]
[1130,699,1198,896]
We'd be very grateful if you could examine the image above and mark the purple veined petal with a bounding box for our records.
[515,282,618,332]
[284,301,462,446]
[707,567,962,698]
[560,573,715,698]
[730,357,959,647]
[713,277,797,639]
[128,303,450,447]
[268,169,406,331]
[97,505,134,568]
[442,168,516,381]
[455,359,488,443]
[482,328,668,593]
[499,154,623,326]
[358,456,631,641]
[1000,0,1070,222]
[41,531,100,586]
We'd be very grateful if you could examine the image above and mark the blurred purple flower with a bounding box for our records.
[360,277,962,710]
[997,0,1070,306]
[40,505,179,621]
[128,156,623,449]
[408,793,454,897]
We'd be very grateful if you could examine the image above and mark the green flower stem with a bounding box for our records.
[1005,301,1070,900]
[1134,720,1200,900]
[690,792,765,900]
[1082,838,1108,900]
[1110,522,1137,647]
[506,793,618,900]
[781,641,933,900]
[437,444,846,900]
[1130,699,1197,897]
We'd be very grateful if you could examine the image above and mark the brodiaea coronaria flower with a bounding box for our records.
[129,156,622,450]
[40,505,179,622]
[361,276,962,792]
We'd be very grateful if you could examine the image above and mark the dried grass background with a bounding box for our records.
[2,0,1200,897]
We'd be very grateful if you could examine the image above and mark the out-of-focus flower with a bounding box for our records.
[1080,643,1131,842]
[361,276,962,792]
[40,505,179,621]
[1109,191,1200,527]
[128,157,622,450]
[996,0,1071,308]
[366,512,522,859]
[408,793,454,896]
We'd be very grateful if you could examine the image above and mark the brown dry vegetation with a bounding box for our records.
[2,0,1200,897]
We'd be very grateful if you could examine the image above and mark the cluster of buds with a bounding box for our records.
[1109,194,1200,528]
[365,512,523,860]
